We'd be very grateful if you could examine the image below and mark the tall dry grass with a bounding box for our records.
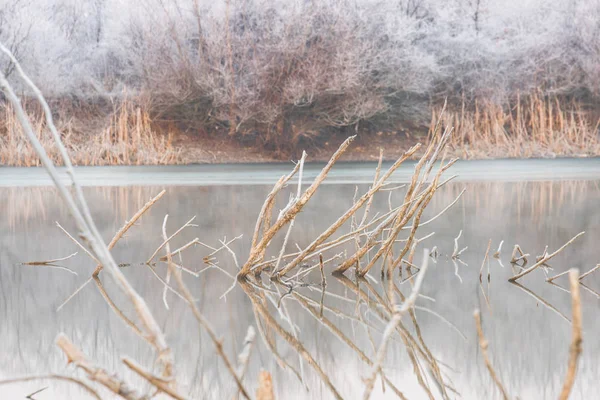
[437,94,600,158]
[0,99,182,166]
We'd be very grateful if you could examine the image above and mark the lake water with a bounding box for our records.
[1,165,599,399]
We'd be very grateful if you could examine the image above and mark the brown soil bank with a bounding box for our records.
[1,94,599,166]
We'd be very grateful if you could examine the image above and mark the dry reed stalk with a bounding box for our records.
[388,160,457,274]
[239,136,356,278]
[276,144,421,278]
[372,158,457,277]
[473,310,509,400]
[56,334,145,400]
[558,269,583,400]
[256,371,274,400]
[363,249,430,400]
[0,375,101,400]
[509,232,585,282]
[160,216,251,399]
[251,160,302,251]
[359,149,384,227]
[0,43,174,384]
[272,151,307,275]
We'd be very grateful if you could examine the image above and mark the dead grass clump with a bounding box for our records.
[89,98,181,165]
[0,101,66,166]
[0,98,182,166]
[436,93,600,159]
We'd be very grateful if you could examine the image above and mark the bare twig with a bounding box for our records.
[473,310,509,400]
[147,216,197,264]
[451,230,468,259]
[22,252,78,265]
[509,232,585,282]
[559,269,583,400]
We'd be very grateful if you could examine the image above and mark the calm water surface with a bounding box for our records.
[1,174,599,399]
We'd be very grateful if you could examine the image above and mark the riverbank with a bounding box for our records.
[1,95,599,166]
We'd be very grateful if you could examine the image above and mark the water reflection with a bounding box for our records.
[1,180,599,399]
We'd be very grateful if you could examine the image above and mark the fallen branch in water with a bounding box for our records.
[21,252,78,266]
[473,310,509,400]
[558,269,583,400]
[508,232,585,282]
[56,334,145,400]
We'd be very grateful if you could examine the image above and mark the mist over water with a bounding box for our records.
[1,179,599,399]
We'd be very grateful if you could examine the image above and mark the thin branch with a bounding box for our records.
[509,232,585,282]
[147,216,197,264]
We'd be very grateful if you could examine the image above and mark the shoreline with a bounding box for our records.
[2,158,599,188]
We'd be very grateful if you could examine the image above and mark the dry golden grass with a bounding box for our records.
[435,93,600,158]
[0,99,182,166]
